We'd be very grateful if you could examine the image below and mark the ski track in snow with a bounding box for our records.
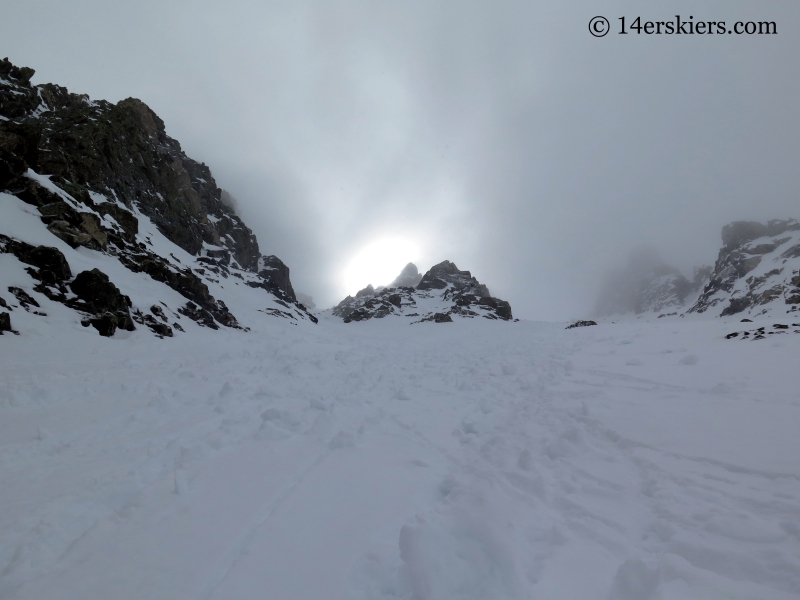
[1,317,799,599]
[199,450,330,600]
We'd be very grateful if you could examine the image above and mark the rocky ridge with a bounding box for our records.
[687,219,800,318]
[0,58,315,337]
[331,260,513,324]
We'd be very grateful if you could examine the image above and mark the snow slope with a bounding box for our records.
[1,315,799,599]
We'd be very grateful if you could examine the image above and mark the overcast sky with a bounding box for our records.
[4,0,799,319]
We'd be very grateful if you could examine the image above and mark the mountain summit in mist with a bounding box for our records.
[595,219,800,320]
[594,247,709,317]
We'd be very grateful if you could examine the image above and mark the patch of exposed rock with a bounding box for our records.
[0,311,12,334]
[0,234,137,336]
[725,322,800,341]
[70,269,136,336]
[566,320,597,329]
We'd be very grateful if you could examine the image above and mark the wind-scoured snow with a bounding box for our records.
[1,314,799,600]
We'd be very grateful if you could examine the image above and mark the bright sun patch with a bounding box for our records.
[342,237,419,294]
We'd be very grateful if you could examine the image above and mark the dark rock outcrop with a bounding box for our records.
[8,287,42,312]
[247,255,297,303]
[418,312,453,323]
[0,235,77,310]
[0,235,72,285]
[566,320,597,329]
[0,312,10,333]
[118,248,238,328]
[69,269,135,336]
[725,322,800,341]
[0,233,132,335]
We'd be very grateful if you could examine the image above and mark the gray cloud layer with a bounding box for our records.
[4,0,799,318]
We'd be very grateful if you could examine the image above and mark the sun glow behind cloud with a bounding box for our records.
[341,236,420,295]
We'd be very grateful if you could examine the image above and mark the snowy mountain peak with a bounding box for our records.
[416,260,491,298]
[331,260,512,323]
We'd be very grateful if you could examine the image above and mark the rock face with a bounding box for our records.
[688,219,800,318]
[595,247,709,317]
[332,261,513,323]
[0,58,314,336]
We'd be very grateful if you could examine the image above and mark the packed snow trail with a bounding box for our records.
[1,317,799,599]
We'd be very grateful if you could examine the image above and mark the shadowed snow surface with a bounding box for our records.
[1,316,799,599]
